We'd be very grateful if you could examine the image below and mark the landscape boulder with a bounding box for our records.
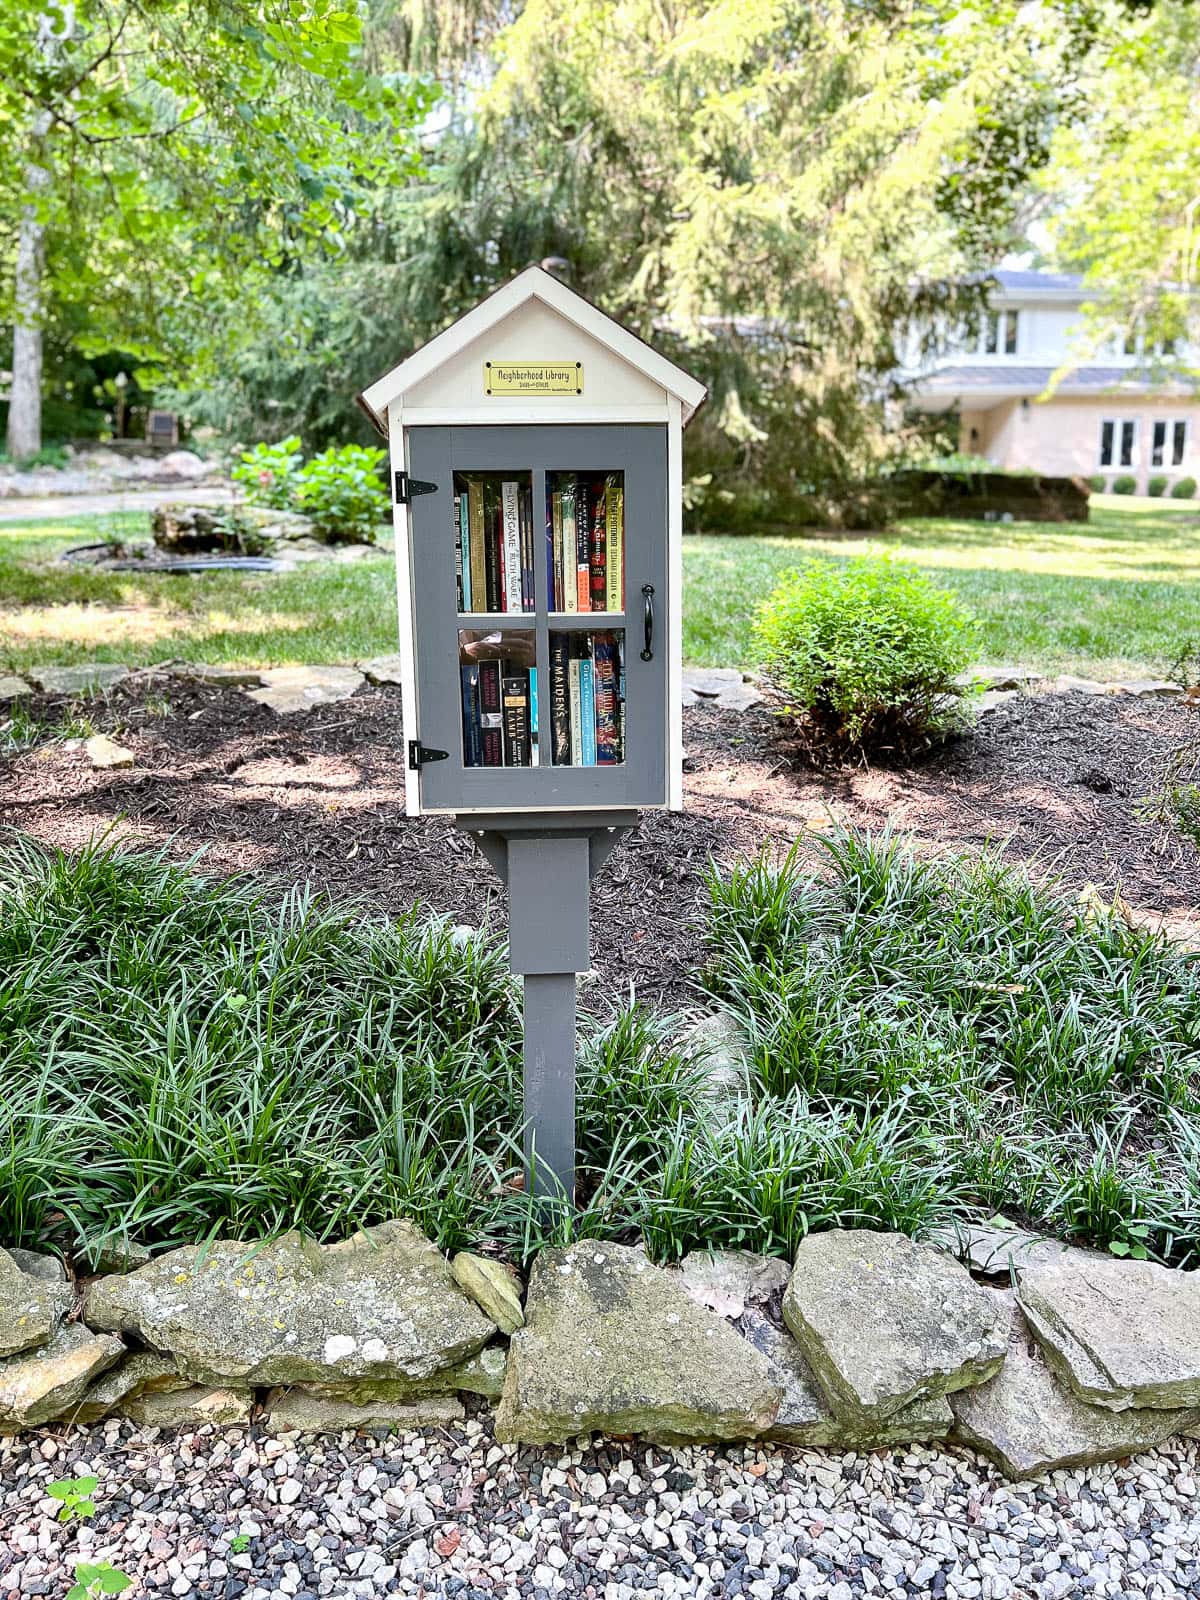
[262,1389,464,1435]
[951,1289,1197,1477]
[782,1229,1007,1424]
[85,734,135,770]
[72,1351,190,1424]
[85,1220,496,1387]
[121,1385,253,1427]
[298,1342,508,1404]
[0,675,30,700]
[246,664,365,715]
[675,1249,790,1321]
[930,1220,1076,1279]
[0,1247,71,1358]
[27,664,129,695]
[0,1324,124,1429]
[495,1243,782,1445]
[1017,1255,1200,1411]
[451,1254,524,1335]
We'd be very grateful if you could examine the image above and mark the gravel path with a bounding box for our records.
[3,1417,1198,1600]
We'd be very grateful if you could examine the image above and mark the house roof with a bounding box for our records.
[989,268,1084,295]
[358,266,708,430]
[915,364,1187,395]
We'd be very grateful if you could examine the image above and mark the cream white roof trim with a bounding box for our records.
[358,266,708,427]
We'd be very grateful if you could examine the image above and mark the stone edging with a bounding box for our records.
[3,1220,1198,1481]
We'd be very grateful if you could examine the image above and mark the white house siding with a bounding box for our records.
[960,396,1200,490]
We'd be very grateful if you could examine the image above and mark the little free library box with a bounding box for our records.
[359,268,706,1198]
[358,265,707,820]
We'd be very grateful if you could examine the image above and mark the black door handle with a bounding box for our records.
[640,584,655,661]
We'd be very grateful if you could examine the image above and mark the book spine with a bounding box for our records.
[549,634,571,766]
[529,665,539,766]
[455,498,465,613]
[479,660,503,765]
[459,492,472,612]
[594,634,618,764]
[468,480,487,614]
[502,481,522,614]
[483,482,500,612]
[520,483,534,612]
[605,476,623,613]
[589,478,607,612]
[616,633,626,761]
[579,651,596,766]
[562,481,577,613]
[568,656,583,766]
[575,482,592,612]
[548,490,559,612]
[502,672,531,767]
[460,664,482,766]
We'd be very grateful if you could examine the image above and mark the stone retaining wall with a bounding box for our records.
[3,1223,1198,1481]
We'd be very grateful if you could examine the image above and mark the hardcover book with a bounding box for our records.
[460,664,482,766]
[479,659,503,765]
[574,480,592,613]
[589,479,607,612]
[605,476,624,613]
[468,478,486,614]
[549,633,571,766]
[579,650,597,766]
[593,634,619,764]
[502,480,522,614]
[502,671,531,767]
[561,479,578,613]
[459,491,473,612]
[568,655,583,766]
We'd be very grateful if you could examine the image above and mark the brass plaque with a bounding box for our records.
[484,360,583,396]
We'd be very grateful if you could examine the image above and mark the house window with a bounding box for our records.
[980,311,1018,355]
[1099,418,1137,469]
[1151,419,1189,469]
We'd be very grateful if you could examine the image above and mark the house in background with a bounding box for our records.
[904,269,1198,494]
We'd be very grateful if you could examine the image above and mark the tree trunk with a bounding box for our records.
[6,116,52,463]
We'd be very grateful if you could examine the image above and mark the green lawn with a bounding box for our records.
[2,498,1198,678]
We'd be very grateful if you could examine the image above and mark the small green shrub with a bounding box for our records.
[1172,475,1197,500]
[1111,474,1137,495]
[231,436,303,510]
[296,444,389,544]
[1088,474,1106,493]
[751,555,978,761]
[1148,475,1168,498]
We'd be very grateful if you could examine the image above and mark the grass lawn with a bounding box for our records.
[1,497,1198,679]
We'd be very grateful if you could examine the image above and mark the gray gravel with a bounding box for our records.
[2,1415,1199,1599]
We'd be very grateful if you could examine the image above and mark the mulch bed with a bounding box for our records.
[2,673,1198,1010]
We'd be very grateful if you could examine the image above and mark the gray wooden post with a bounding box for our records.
[466,815,638,1203]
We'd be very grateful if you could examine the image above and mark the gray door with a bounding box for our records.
[408,425,668,811]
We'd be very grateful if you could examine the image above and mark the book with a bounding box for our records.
[616,632,626,761]
[579,648,597,765]
[574,480,592,612]
[519,483,534,612]
[468,479,486,615]
[502,671,531,767]
[589,478,607,612]
[459,491,472,612]
[561,479,577,613]
[479,659,503,765]
[549,490,562,611]
[483,481,501,612]
[501,480,522,613]
[549,633,571,766]
[460,664,482,766]
[528,665,539,766]
[454,499,465,613]
[605,475,623,613]
[593,633,619,764]
[568,656,583,766]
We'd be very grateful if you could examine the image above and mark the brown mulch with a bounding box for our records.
[2,673,1198,1010]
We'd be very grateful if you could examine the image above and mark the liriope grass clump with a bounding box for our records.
[701,831,1200,1266]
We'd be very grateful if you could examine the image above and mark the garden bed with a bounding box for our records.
[1,675,1197,1010]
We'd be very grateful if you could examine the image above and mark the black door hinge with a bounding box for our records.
[394,471,438,505]
[408,740,449,771]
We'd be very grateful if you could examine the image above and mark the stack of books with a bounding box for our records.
[454,474,536,614]
[461,657,538,767]
[548,631,625,767]
[546,473,624,614]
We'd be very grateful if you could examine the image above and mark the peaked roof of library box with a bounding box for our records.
[357,265,708,431]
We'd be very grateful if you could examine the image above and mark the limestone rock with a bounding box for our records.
[0,1324,124,1428]
[676,1251,790,1322]
[121,1385,252,1427]
[976,690,1018,715]
[85,734,134,770]
[0,1247,71,1358]
[7,1250,67,1284]
[678,1011,754,1105]
[451,1254,524,1335]
[1119,678,1183,698]
[740,1311,952,1448]
[262,1389,463,1435]
[159,450,208,478]
[85,1220,495,1386]
[951,1290,1197,1478]
[930,1220,1075,1279]
[1048,674,1107,696]
[72,1352,189,1424]
[495,1243,782,1445]
[681,667,764,712]
[300,1342,508,1403]
[246,665,365,715]
[958,664,1044,691]
[360,653,405,687]
[89,1239,152,1275]
[1017,1255,1200,1411]
[782,1229,1007,1424]
[0,675,31,700]
[28,663,129,695]
[167,663,265,689]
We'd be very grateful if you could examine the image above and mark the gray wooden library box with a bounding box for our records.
[358,267,707,820]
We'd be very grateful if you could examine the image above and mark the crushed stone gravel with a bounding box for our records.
[2,1414,1198,1599]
